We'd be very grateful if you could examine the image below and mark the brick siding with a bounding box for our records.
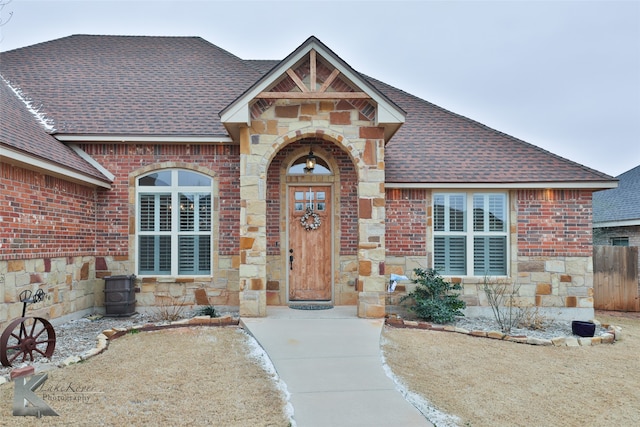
[1,163,97,260]
[81,143,240,256]
[517,189,593,257]
[385,188,428,256]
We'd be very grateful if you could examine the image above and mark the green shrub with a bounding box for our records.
[195,305,219,318]
[400,268,466,324]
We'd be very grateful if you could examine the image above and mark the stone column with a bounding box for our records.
[356,131,387,318]
[238,127,267,316]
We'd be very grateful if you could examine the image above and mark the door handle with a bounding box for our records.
[289,249,294,270]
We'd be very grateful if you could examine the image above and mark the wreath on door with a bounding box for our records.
[300,207,321,231]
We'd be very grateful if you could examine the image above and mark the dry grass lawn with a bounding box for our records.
[0,327,290,427]
[3,313,639,427]
[382,313,640,427]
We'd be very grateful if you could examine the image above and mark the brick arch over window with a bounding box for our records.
[129,162,217,182]
[127,162,220,276]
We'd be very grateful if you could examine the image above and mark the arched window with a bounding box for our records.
[288,155,332,175]
[137,170,213,276]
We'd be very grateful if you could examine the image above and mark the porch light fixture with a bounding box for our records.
[304,147,316,174]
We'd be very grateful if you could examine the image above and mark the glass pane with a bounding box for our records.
[473,195,484,232]
[198,195,212,232]
[434,236,466,275]
[474,236,506,275]
[139,171,171,186]
[295,192,304,201]
[433,195,445,232]
[139,235,171,274]
[288,159,332,175]
[158,235,171,272]
[317,202,326,211]
[180,194,195,231]
[178,171,211,187]
[198,236,211,273]
[139,195,155,232]
[488,194,506,232]
[306,191,314,201]
[179,235,195,273]
[179,235,211,274]
[449,194,465,232]
[139,235,155,272]
[295,202,304,211]
[159,195,171,231]
[317,192,325,200]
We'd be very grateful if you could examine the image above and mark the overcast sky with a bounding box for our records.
[1,0,638,177]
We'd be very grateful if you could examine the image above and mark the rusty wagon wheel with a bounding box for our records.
[0,316,56,367]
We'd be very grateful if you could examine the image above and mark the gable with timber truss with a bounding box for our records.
[220,36,405,142]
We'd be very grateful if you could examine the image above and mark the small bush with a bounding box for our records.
[151,295,186,322]
[195,305,219,318]
[400,268,466,324]
[482,276,554,333]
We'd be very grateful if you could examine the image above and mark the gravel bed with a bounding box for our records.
[0,310,238,381]
[1,310,604,382]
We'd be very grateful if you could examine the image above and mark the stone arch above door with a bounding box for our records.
[259,127,364,180]
[238,107,388,317]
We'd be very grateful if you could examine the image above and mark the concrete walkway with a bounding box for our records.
[241,306,432,427]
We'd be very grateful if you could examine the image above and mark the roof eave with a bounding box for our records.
[384,181,619,190]
[593,219,640,228]
[55,134,234,144]
[0,145,112,189]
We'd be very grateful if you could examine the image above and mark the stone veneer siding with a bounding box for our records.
[239,99,387,317]
[264,138,360,306]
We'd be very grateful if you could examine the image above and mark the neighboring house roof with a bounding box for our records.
[0,78,111,186]
[0,35,616,188]
[593,165,640,226]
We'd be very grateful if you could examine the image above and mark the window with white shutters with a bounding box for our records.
[137,170,213,276]
[434,192,507,276]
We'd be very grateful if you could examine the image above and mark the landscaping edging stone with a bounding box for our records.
[384,317,621,347]
[8,315,239,379]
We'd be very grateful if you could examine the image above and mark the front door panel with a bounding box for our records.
[288,186,332,301]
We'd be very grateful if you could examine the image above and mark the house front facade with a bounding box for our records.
[0,35,616,330]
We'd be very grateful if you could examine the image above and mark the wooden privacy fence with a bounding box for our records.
[593,245,640,311]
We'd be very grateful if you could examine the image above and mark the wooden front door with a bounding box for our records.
[288,186,332,301]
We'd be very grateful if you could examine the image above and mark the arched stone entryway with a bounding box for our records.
[264,137,359,307]
[221,38,405,318]
[238,120,387,317]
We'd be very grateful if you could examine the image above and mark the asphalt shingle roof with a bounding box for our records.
[0,35,615,185]
[0,35,263,136]
[0,78,108,182]
[593,165,640,223]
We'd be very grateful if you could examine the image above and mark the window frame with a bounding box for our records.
[432,191,509,277]
[136,169,214,277]
[611,237,629,247]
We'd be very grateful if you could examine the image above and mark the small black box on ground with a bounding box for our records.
[104,274,136,317]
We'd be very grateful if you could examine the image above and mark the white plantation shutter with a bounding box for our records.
[137,170,213,276]
[434,236,466,275]
[473,236,506,275]
[434,192,508,276]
